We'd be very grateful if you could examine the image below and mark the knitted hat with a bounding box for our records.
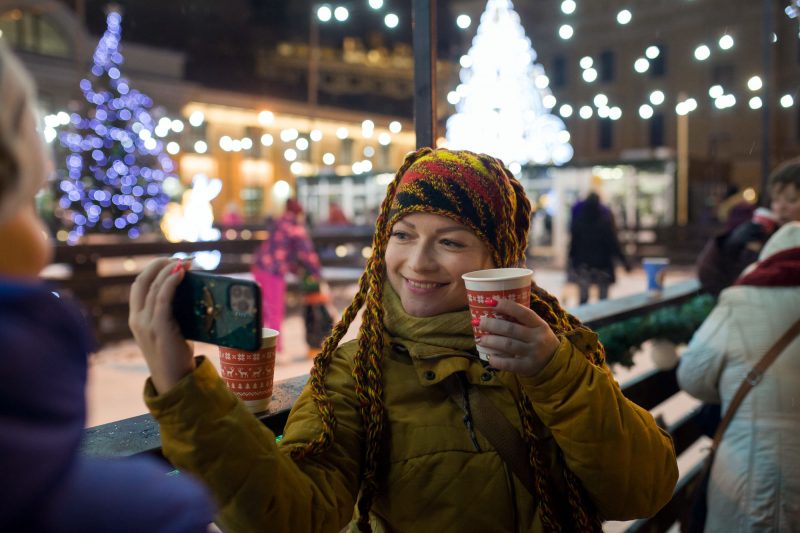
[386,149,531,267]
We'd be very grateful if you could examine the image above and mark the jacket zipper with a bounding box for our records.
[456,373,482,452]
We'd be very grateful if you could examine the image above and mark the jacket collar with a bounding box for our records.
[381,284,503,387]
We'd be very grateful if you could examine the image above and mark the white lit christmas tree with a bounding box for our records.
[445,0,573,167]
[55,9,173,243]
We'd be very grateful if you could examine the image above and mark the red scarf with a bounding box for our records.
[735,248,800,287]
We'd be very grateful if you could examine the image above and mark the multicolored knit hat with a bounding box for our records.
[386,149,531,267]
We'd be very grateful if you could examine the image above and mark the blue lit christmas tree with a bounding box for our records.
[56,9,173,243]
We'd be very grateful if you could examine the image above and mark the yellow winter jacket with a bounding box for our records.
[145,288,677,532]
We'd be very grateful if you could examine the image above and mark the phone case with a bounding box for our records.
[173,271,262,351]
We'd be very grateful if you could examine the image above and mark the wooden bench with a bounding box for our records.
[82,279,708,532]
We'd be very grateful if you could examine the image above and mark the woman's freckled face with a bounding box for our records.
[385,212,495,317]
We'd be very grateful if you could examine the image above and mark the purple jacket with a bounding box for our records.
[0,278,214,532]
[252,213,322,280]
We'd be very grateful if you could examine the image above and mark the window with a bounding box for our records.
[599,118,613,150]
[379,144,391,170]
[551,54,567,88]
[650,45,666,77]
[599,50,615,82]
[339,138,354,165]
[297,134,310,162]
[245,127,261,158]
[649,113,665,147]
[0,10,70,57]
[712,64,736,87]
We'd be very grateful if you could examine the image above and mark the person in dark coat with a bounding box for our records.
[697,159,800,296]
[568,192,631,304]
[0,41,214,532]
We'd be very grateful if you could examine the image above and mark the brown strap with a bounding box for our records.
[443,373,536,494]
[710,318,800,450]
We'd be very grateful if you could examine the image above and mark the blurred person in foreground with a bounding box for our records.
[568,192,631,304]
[678,222,800,531]
[131,148,677,532]
[697,159,800,295]
[0,42,214,532]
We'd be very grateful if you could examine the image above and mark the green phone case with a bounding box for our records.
[173,271,262,351]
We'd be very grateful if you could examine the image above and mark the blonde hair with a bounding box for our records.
[0,42,37,223]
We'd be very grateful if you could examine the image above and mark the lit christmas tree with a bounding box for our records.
[55,9,173,243]
[445,0,573,168]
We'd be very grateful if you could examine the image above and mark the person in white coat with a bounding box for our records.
[678,221,800,532]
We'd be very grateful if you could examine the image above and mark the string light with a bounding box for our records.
[634,58,650,73]
[617,9,632,24]
[384,13,399,28]
[650,90,665,105]
[747,76,763,91]
[694,44,711,60]
[582,68,598,82]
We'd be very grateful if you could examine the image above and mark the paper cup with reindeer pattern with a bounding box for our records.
[219,328,278,412]
[462,268,533,362]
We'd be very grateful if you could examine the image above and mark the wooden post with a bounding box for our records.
[307,8,320,109]
[676,94,689,227]
[412,0,437,149]
[760,0,773,198]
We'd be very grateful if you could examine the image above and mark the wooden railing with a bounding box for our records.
[81,278,707,532]
[44,226,375,345]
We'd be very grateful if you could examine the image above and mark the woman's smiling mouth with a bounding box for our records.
[404,276,448,293]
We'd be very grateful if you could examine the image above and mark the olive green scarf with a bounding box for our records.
[380,283,477,354]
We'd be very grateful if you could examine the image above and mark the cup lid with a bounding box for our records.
[462,267,533,282]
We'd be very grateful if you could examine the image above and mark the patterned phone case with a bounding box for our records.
[173,271,262,351]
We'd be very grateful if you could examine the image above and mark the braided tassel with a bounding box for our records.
[562,456,603,532]
[519,395,562,532]
[351,150,428,532]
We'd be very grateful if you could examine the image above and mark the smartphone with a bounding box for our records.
[172,271,262,351]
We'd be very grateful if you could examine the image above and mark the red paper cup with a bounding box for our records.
[462,268,533,361]
[218,328,278,413]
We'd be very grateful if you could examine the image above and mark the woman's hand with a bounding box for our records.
[476,299,561,377]
[129,258,195,394]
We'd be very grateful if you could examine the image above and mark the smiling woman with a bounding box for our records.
[135,147,678,532]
